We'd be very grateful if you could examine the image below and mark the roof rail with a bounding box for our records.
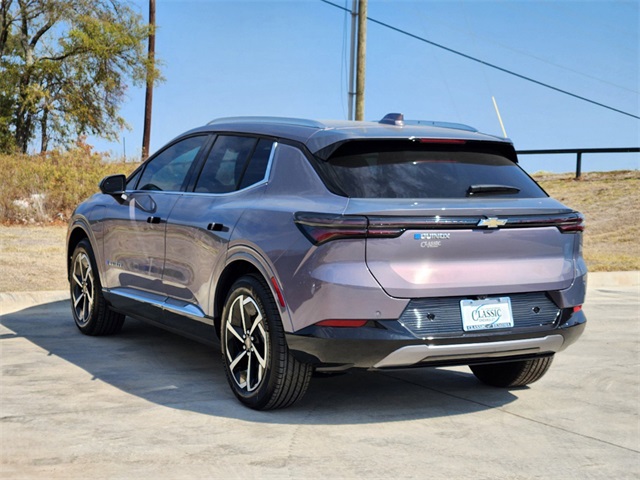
[207,116,325,129]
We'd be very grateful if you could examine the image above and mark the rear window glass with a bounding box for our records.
[319,140,546,199]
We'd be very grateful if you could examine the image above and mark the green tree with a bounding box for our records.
[0,0,160,153]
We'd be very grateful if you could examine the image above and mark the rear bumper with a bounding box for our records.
[285,310,586,370]
[372,335,564,368]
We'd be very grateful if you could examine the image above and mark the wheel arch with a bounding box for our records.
[67,224,91,280]
[213,249,292,338]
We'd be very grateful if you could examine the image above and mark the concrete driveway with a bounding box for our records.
[1,281,639,479]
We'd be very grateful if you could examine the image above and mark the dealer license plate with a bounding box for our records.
[460,297,514,332]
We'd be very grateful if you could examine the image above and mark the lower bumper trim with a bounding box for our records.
[373,334,564,368]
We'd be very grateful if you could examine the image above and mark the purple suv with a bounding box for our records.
[67,114,587,409]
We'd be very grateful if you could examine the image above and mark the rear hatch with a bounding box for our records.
[319,139,583,299]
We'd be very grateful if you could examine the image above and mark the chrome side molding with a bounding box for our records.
[106,287,213,326]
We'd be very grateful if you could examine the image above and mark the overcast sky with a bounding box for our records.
[90,0,640,173]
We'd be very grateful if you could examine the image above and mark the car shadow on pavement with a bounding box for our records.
[1,299,520,424]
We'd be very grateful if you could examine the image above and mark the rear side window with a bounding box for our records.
[319,140,546,199]
[195,136,273,193]
[238,139,273,189]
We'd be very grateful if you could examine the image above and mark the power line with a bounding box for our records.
[320,0,640,121]
[403,3,639,95]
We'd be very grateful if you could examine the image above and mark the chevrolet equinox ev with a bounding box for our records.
[67,114,587,409]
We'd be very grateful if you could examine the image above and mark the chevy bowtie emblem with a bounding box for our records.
[477,217,507,228]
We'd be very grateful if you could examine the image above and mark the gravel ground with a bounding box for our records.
[0,225,67,292]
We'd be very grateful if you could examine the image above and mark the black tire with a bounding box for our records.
[70,239,125,336]
[221,274,312,410]
[470,356,554,388]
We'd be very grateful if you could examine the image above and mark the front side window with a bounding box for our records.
[195,136,273,193]
[136,136,208,192]
[126,168,142,190]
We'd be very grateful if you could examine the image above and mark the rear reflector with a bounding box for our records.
[572,305,582,313]
[315,319,368,328]
[270,277,286,308]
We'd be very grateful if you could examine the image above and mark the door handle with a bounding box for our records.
[147,216,162,224]
[207,222,224,231]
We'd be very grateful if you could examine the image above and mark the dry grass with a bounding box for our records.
[0,170,638,292]
[0,147,138,291]
[534,170,640,272]
[0,145,140,224]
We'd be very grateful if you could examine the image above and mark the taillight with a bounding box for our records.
[294,212,367,245]
[496,212,585,233]
[557,213,585,233]
[315,319,368,327]
[294,212,404,245]
[294,211,585,244]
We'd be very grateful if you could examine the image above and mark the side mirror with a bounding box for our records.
[99,174,126,195]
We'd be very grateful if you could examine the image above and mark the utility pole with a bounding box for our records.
[141,0,156,160]
[355,0,367,121]
[347,0,357,121]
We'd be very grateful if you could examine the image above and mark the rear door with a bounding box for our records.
[163,135,275,316]
[360,203,579,298]
[325,139,582,298]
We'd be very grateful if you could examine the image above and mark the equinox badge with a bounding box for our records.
[477,217,507,228]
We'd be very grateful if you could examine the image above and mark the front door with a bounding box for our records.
[102,135,210,297]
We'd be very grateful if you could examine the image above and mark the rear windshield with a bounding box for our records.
[318,140,546,199]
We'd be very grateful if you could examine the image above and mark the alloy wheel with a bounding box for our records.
[224,294,269,393]
[71,252,94,327]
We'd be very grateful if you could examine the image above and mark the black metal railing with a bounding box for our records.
[517,147,640,179]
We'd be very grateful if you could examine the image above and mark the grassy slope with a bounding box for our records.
[0,169,638,292]
[534,170,640,271]
[0,149,140,223]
